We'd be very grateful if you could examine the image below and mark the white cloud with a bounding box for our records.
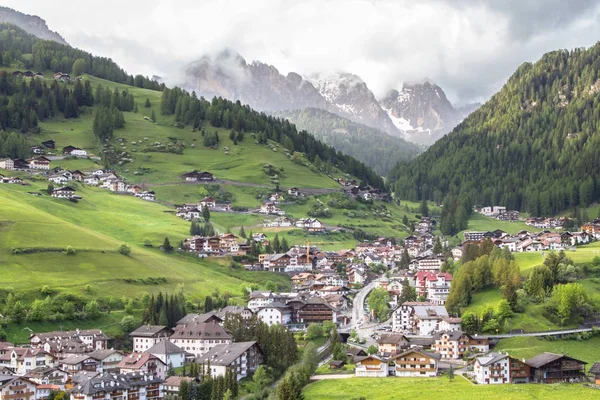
[5,0,600,103]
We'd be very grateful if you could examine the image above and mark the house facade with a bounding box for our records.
[129,326,173,353]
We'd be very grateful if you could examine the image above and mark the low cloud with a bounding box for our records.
[7,0,600,103]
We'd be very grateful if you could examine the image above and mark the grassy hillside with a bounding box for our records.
[495,336,600,371]
[0,179,289,301]
[303,377,594,400]
[35,75,342,191]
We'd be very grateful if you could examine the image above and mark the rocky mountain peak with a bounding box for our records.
[0,6,67,45]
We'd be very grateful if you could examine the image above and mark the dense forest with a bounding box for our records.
[161,88,386,189]
[0,23,163,90]
[274,108,422,175]
[389,43,600,216]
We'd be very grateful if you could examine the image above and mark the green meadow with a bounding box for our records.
[0,180,289,302]
[302,376,595,400]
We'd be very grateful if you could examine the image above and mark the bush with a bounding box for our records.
[118,244,131,255]
[40,285,52,296]
[65,246,76,255]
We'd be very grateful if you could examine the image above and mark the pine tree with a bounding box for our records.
[281,237,289,252]
[151,109,156,122]
[162,237,173,253]
[273,234,281,253]
[239,226,246,238]
[144,97,151,108]
[202,206,211,222]
[433,237,443,255]
[133,102,138,113]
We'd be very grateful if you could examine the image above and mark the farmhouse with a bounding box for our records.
[181,170,214,182]
[42,140,55,149]
[389,348,440,377]
[51,186,77,199]
[260,202,285,215]
[28,156,51,170]
[295,218,324,232]
[525,352,586,383]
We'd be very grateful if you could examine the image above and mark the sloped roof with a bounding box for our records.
[377,334,409,345]
[474,352,508,366]
[589,362,600,374]
[525,352,586,368]
[129,325,171,338]
[196,341,259,367]
[145,339,186,356]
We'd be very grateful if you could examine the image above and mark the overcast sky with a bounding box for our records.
[6,0,600,103]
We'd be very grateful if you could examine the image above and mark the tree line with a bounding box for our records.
[160,88,386,190]
[0,23,163,90]
[141,292,186,328]
[388,43,600,215]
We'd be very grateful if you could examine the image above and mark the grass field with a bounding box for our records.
[33,75,343,191]
[462,214,539,236]
[0,179,289,302]
[515,241,600,274]
[280,195,415,238]
[302,376,596,399]
[462,288,566,332]
[494,336,600,370]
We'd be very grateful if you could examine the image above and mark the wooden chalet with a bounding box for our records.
[525,352,586,383]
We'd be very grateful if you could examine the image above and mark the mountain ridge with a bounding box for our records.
[181,50,478,145]
[0,6,67,45]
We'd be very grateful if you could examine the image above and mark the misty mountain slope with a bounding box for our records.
[388,44,600,216]
[306,72,400,137]
[183,50,327,111]
[182,50,478,147]
[379,81,473,145]
[275,107,422,175]
[0,6,67,44]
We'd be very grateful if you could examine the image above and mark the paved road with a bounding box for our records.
[350,280,379,326]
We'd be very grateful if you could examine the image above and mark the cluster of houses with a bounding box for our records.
[0,308,272,400]
[455,229,591,257]
[175,197,232,220]
[247,291,345,327]
[9,70,45,79]
[46,168,155,201]
[0,173,25,185]
[0,156,51,171]
[476,206,520,221]
[525,217,572,229]
[28,141,88,158]
[183,233,243,256]
[262,216,324,232]
[337,178,391,202]
[354,334,589,385]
